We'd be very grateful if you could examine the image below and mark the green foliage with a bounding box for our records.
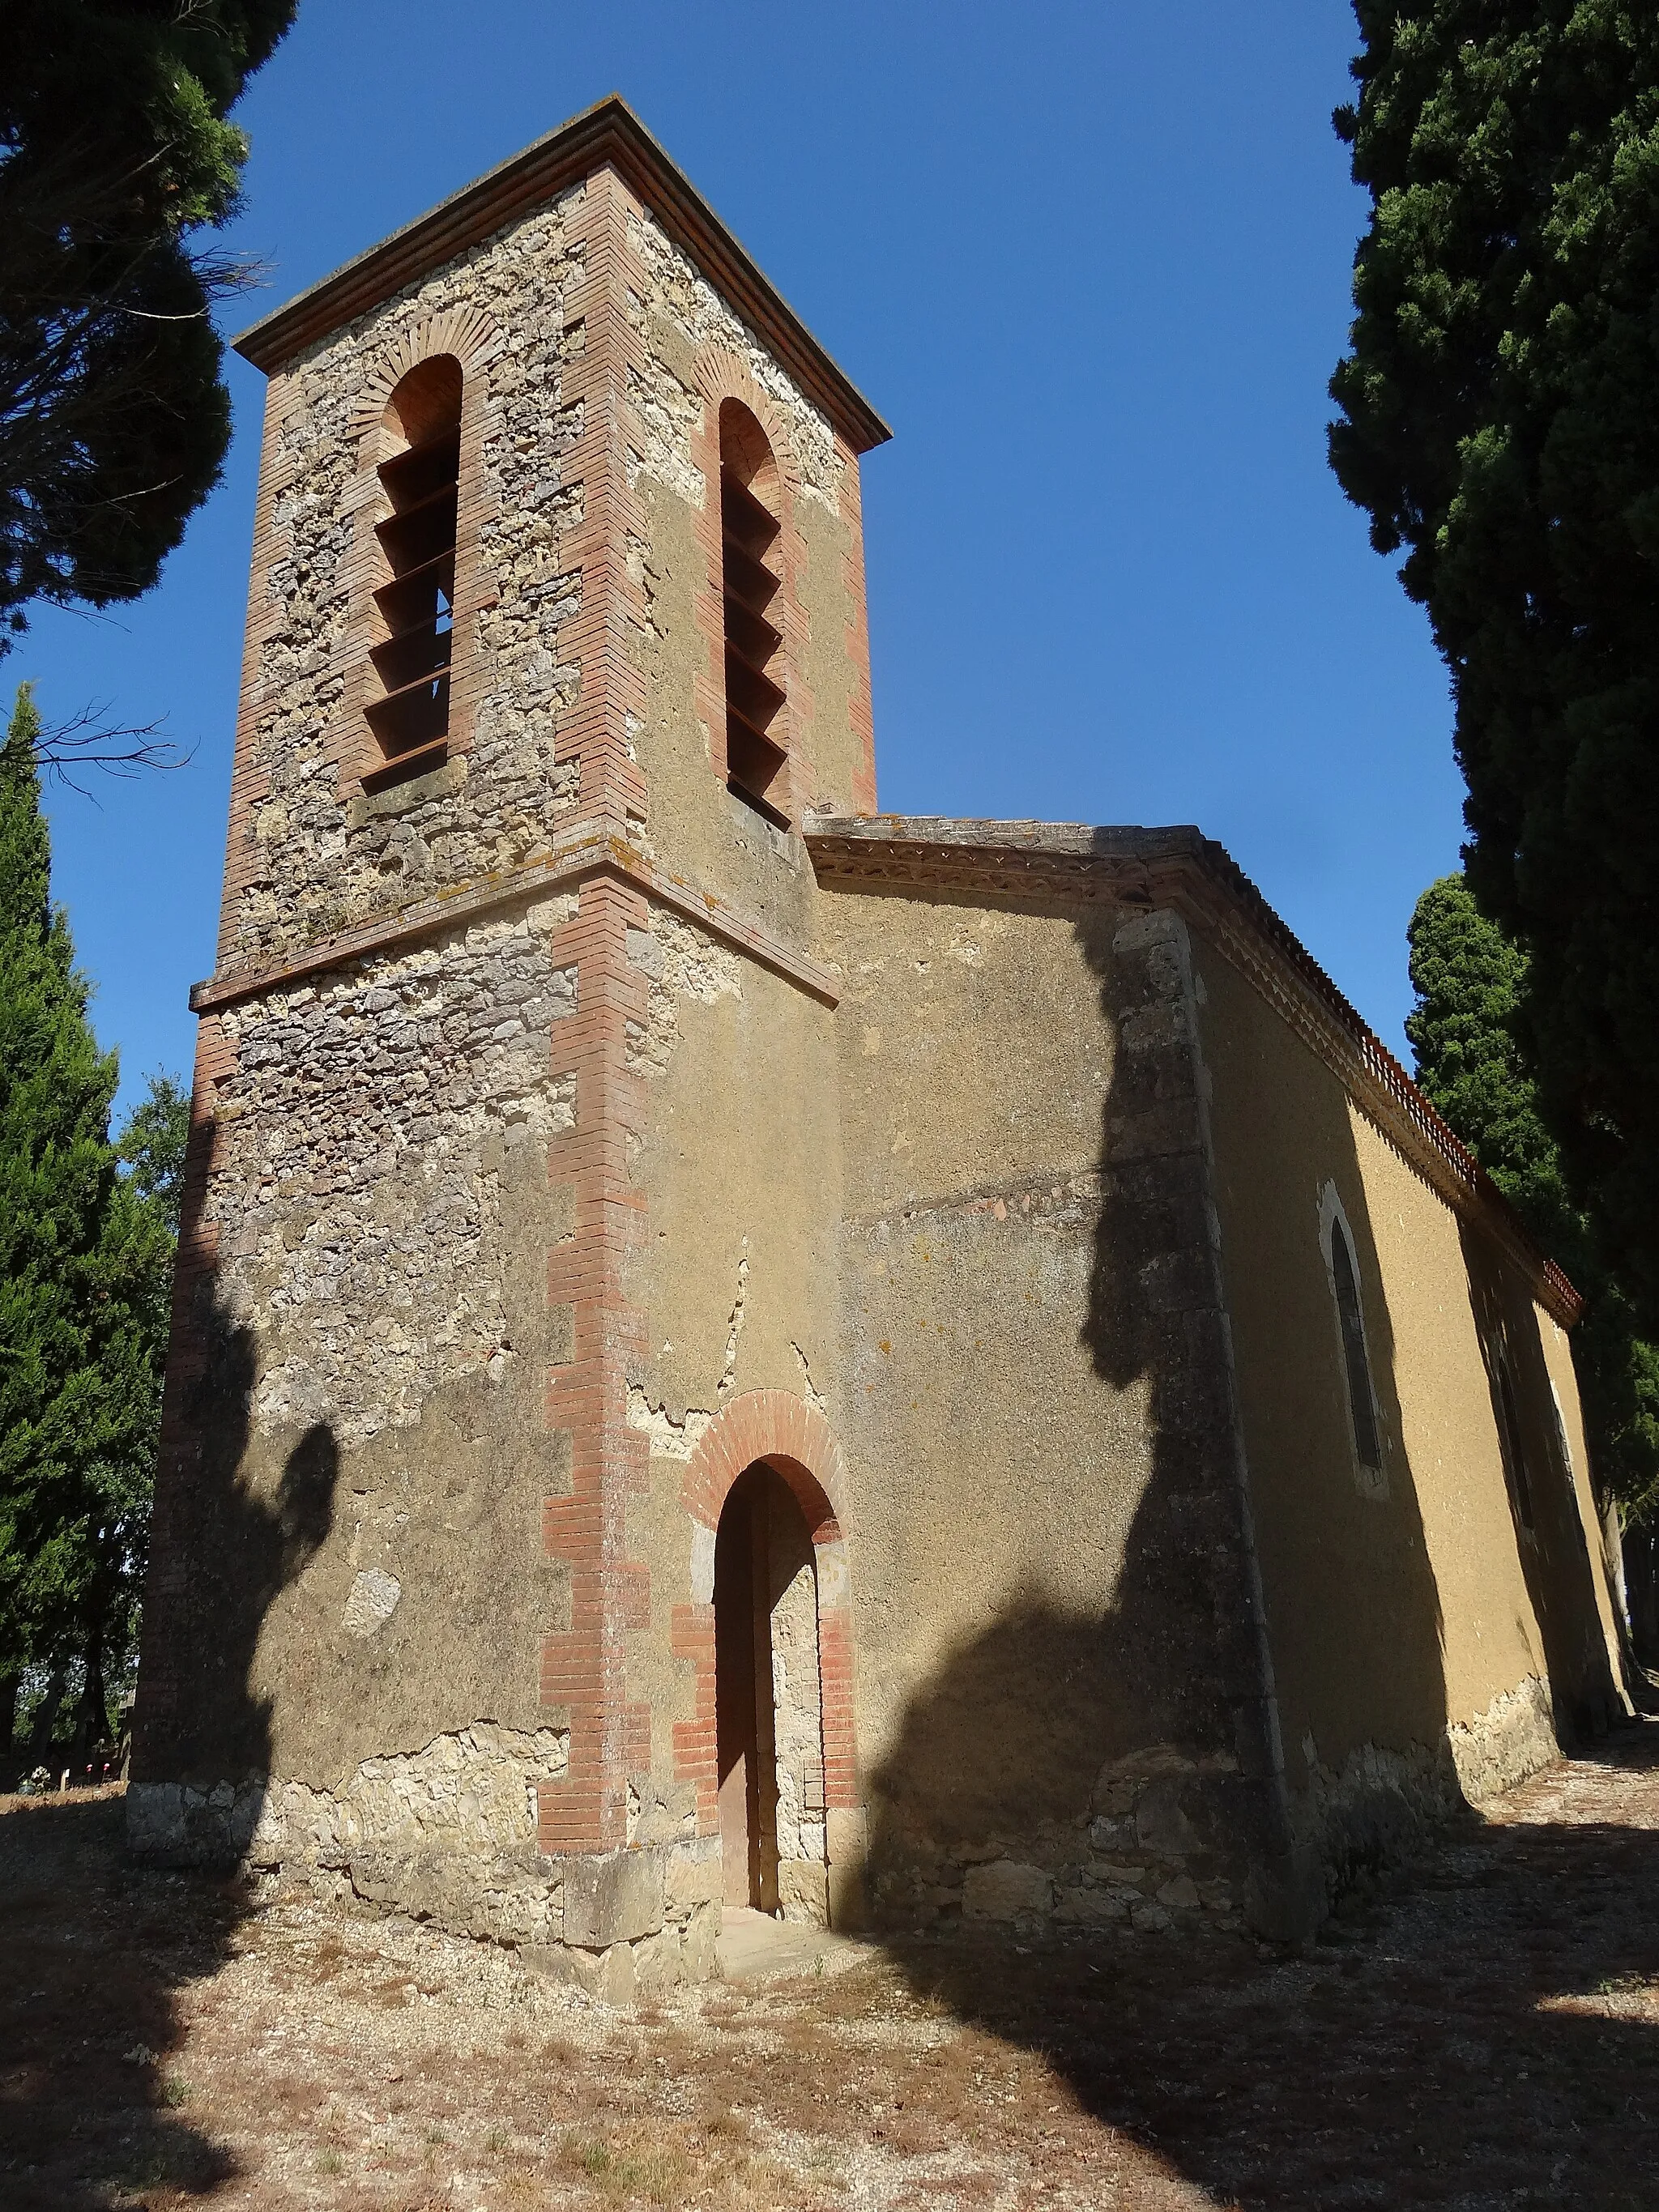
[0,1,296,645]
[117,1072,191,1242]
[0,684,122,1675]
[0,686,185,1734]
[1330,4,1659,1327]
[1407,874,1659,1521]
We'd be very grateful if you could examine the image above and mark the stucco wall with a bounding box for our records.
[1194,938,1622,1882]
[813,890,1252,1936]
[618,906,842,1832]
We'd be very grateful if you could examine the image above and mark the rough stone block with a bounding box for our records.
[633,1929,684,1997]
[126,1782,185,1859]
[962,1860,1052,1923]
[682,1899,721,1983]
[562,1846,664,1946]
[778,1859,830,1924]
[1054,1886,1129,1927]
[825,1805,869,1930]
[1135,1778,1199,1857]
[663,1839,721,1916]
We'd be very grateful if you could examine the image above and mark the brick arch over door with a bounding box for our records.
[675,1389,859,1837]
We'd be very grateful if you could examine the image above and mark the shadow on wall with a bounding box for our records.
[130,1294,338,1821]
[0,1281,339,2208]
[866,898,1458,1937]
[1461,1222,1623,1745]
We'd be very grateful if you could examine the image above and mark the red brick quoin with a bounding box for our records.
[672,1389,860,1838]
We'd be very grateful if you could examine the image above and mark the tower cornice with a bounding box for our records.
[232,94,891,457]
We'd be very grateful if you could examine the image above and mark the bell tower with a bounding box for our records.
[131,97,886,1987]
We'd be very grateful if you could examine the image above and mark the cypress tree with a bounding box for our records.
[1330,6,1659,1329]
[76,1073,189,1743]
[1406,875,1659,1647]
[0,683,121,1737]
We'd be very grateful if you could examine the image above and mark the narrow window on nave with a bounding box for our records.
[1328,1213,1384,1477]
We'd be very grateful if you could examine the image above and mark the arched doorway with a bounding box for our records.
[714,1461,827,1916]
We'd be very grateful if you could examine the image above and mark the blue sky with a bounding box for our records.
[19,0,1464,1123]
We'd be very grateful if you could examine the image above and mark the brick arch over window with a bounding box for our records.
[688,346,807,499]
[676,1389,859,1838]
[350,306,502,432]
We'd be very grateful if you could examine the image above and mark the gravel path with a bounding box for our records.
[3,1728,1657,2210]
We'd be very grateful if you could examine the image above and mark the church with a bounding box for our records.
[130,97,1627,1993]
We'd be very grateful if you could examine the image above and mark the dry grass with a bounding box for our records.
[3,1737,1659,2208]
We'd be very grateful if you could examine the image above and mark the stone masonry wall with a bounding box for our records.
[206,901,578,1445]
[622,204,842,518]
[228,191,587,970]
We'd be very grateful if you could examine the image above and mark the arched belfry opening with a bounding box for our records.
[366,354,463,788]
[717,398,790,825]
[714,1461,829,1916]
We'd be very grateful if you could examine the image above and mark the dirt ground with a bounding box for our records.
[4,1730,1659,2212]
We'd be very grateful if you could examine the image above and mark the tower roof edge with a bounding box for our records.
[231,92,893,454]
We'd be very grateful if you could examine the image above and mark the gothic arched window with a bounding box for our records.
[1328,1211,1384,1478]
[365,356,462,788]
[718,399,788,824]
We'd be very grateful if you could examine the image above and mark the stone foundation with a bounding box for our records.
[1293,1674,1560,1904]
[127,1730,724,1985]
[869,1744,1245,1941]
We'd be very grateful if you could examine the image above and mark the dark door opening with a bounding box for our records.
[714,1461,825,1914]
[714,1464,778,1910]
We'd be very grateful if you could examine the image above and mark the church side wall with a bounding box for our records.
[1193,940,1623,1895]
[1537,1309,1629,1701]
[812,889,1286,1939]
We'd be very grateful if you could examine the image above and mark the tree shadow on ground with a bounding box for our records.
[0,1278,339,2209]
[883,1728,1659,2210]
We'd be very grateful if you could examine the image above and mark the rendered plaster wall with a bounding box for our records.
[1192,940,1621,1886]
[223,189,587,973]
[617,903,841,1884]
[816,889,1252,1937]
[131,902,582,1941]
[1458,1226,1630,1737]
[1536,1308,1629,1702]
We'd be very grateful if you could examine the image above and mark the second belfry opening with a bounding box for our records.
[719,399,790,825]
